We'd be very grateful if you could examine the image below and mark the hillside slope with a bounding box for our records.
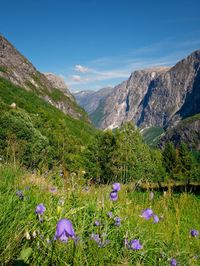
[0,77,95,169]
[0,35,88,121]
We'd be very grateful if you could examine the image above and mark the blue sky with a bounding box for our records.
[1,0,200,91]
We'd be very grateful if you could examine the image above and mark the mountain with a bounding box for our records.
[44,72,74,101]
[0,35,88,121]
[0,35,96,169]
[159,114,200,150]
[73,86,113,114]
[94,67,170,129]
[95,50,200,131]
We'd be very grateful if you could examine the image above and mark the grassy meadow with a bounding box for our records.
[0,164,200,265]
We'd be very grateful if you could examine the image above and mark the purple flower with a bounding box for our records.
[94,220,100,226]
[112,182,121,192]
[190,229,199,237]
[115,217,121,226]
[107,211,113,218]
[141,208,153,220]
[90,233,109,247]
[35,203,46,215]
[153,214,159,223]
[16,190,24,200]
[91,233,101,244]
[129,239,143,250]
[50,187,57,193]
[170,258,177,266]
[110,190,118,201]
[54,218,76,242]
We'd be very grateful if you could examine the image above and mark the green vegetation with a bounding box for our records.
[142,127,164,147]
[90,98,106,127]
[84,123,165,183]
[0,77,96,170]
[0,66,8,73]
[0,164,200,265]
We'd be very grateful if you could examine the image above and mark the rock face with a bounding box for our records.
[0,35,87,120]
[95,50,200,131]
[44,73,74,101]
[96,68,170,129]
[159,114,200,150]
[73,86,113,114]
[138,50,200,128]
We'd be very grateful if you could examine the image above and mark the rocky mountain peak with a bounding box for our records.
[0,35,88,120]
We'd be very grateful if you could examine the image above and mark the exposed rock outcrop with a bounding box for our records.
[0,35,87,121]
[73,86,113,114]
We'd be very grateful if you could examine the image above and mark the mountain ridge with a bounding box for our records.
[0,35,88,121]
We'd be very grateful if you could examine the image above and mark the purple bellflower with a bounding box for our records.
[153,214,159,223]
[141,208,153,220]
[16,190,24,200]
[94,220,100,226]
[190,229,199,237]
[110,190,118,201]
[115,217,121,226]
[129,239,143,250]
[54,218,76,242]
[170,258,177,266]
[107,211,113,218]
[112,182,121,192]
[35,203,46,215]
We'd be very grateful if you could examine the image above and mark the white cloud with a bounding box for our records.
[72,75,82,81]
[74,64,89,73]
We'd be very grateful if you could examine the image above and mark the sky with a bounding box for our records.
[1,0,200,91]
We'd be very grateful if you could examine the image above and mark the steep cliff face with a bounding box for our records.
[97,68,169,129]
[96,50,200,132]
[138,50,200,128]
[73,86,113,114]
[0,35,88,121]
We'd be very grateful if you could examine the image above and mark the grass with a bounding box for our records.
[142,127,164,147]
[0,163,200,265]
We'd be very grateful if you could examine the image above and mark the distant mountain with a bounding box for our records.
[73,86,113,114]
[95,67,170,129]
[95,50,200,132]
[0,35,88,121]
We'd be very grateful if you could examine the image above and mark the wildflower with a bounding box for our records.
[141,208,153,220]
[50,187,57,193]
[94,220,100,226]
[90,233,109,247]
[107,211,113,218]
[190,229,199,237]
[110,190,118,201]
[25,230,31,240]
[115,217,121,226]
[54,218,76,242]
[91,233,101,245]
[149,191,154,200]
[170,258,177,266]
[35,203,46,215]
[59,198,65,206]
[112,182,121,192]
[32,231,37,238]
[129,239,143,250]
[153,214,159,224]
[16,190,24,200]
